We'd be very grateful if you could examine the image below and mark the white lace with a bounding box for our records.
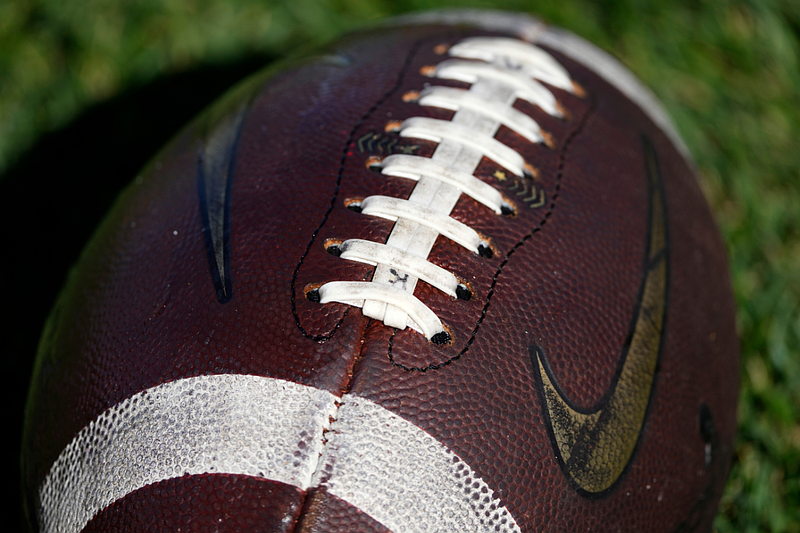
[416,86,549,145]
[317,37,577,342]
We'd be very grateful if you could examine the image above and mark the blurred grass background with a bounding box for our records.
[2,0,798,531]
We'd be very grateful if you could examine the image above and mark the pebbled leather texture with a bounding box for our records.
[83,476,304,533]
[23,16,738,533]
[296,489,392,533]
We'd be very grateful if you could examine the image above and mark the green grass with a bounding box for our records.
[4,0,799,531]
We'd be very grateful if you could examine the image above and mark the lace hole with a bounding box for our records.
[430,330,451,345]
[523,163,539,180]
[385,120,403,133]
[456,284,472,301]
[324,238,343,256]
[419,65,436,77]
[344,198,363,213]
[306,288,321,303]
[402,90,420,103]
[365,155,383,172]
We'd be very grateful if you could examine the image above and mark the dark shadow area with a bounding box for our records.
[2,52,276,531]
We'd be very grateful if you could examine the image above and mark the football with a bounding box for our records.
[22,9,739,533]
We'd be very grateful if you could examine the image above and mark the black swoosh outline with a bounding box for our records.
[196,95,255,303]
[198,134,238,304]
[196,66,274,304]
[532,134,670,498]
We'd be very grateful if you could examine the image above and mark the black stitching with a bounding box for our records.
[290,38,428,342]
[387,94,598,371]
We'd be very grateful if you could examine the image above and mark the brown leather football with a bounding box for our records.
[22,9,739,533]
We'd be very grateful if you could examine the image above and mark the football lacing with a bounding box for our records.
[413,86,555,147]
[311,37,579,343]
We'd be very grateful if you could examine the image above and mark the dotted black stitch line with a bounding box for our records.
[290,37,430,342]
[388,93,598,372]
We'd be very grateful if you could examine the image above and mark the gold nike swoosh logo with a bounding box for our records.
[533,135,668,495]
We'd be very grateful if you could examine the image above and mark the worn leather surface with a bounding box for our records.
[83,476,303,533]
[23,19,738,533]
